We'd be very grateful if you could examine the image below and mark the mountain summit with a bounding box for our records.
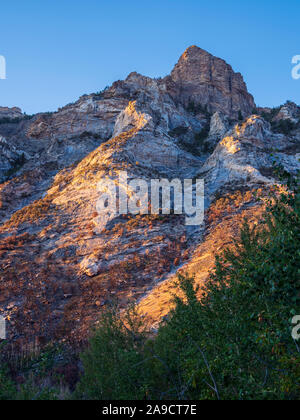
[169,46,255,118]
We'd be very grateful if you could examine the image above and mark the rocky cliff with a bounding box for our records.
[169,46,255,118]
[0,106,23,121]
[0,46,299,349]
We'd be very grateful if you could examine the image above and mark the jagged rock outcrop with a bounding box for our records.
[209,112,229,138]
[200,115,300,200]
[0,136,28,182]
[168,46,255,118]
[274,101,300,123]
[0,106,23,120]
[26,96,127,142]
[203,111,229,151]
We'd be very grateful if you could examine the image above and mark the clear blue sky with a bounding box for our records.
[0,0,299,114]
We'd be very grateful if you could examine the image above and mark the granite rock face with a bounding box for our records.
[209,112,229,138]
[0,135,28,182]
[0,46,299,346]
[205,111,230,151]
[169,46,255,118]
[274,101,300,123]
[200,115,300,200]
[26,96,127,142]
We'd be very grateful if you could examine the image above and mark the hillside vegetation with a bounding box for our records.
[1,173,299,400]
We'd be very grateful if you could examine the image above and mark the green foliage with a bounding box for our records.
[0,366,59,400]
[0,114,33,125]
[6,153,26,178]
[259,107,281,122]
[178,122,211,156]
[0,367,17,400]
[0,344,71,400]
[168,126,189,137]
[77,304,150,400]
[194,123,211,152]
[78,131,102,140]
[186,101,210,117]
[0,117,22,124]
[258,103,300,134]
[151,173,300,400]
[271,119,298,135]
[93,86,110,100]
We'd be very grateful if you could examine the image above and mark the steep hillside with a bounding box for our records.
[0,46,299,351]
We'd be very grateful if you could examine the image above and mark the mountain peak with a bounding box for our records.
[181,45,210,57]
[169,45,255,118]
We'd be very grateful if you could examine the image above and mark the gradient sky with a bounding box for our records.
[0,0,299,114]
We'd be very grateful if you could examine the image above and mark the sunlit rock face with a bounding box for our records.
[169,46,255,119]
[0,90,204,344]
[26,96,127,142]
[200,115,300,200]
[0,46,299,346]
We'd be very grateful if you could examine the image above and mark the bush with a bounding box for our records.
[271,119,298,135]
[0,366,59,400]
[194,123,211,152]
[6,153,26,178]
[168,126,189,137]
[0,368,17,400]
[0,118,22,124]
[178,122,211,156]
[77,304,149,400]
[259,107,280,122]
[186,101,210,116]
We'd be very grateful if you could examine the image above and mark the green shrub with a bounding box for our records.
[77,304,150,400]
[178,122,211,156]
[168,126,189,137]
[0,118,21,124]
[6,153,26,178]
[186,101,210,116]
[194,123,211,152]
[271,119,298,135]
[0,366,59,400]
[259,107,280,122]
[0,368,17,400]
[0,343,70,400]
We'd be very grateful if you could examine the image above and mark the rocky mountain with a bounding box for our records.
[274,101,300,123]
[0,46,299,350]
[168,46,255,118]
[0,106,23,121]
